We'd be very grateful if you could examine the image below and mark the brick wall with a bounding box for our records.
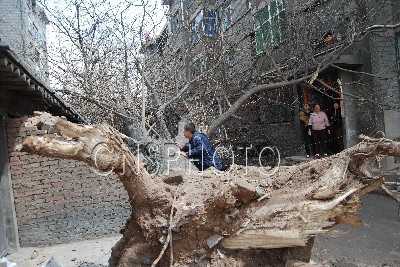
[6,116,131,247]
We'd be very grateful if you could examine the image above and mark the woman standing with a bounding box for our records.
[299,103,312,158]
[307,103,330,159]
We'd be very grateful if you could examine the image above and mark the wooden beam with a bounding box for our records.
[0,57,8,68]
[12,67,20,77]
[0,63,14,72]
[221,229,307,249]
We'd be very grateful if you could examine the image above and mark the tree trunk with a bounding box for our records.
[19,112,400,266]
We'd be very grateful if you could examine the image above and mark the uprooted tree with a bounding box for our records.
[19,113,400,266]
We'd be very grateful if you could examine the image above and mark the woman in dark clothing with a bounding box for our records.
[299,103,312,158]
[328,102,344,153]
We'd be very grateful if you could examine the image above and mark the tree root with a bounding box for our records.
[18,113,400,266]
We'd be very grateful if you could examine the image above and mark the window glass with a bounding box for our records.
[222,5,232,31]
[193,55,205,78]
[190,10,203,44]
[254,0,286,54]
[204,10,218,36]
[227,50,235,76]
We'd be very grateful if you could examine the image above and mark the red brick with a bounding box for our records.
[51,181,66,188]
[33,193,52,200]
[46,195,65,202]
[23,162,41,169]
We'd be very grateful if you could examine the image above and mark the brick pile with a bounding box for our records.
[6,115,131,247]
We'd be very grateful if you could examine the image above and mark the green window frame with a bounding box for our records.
[254,0,286,54]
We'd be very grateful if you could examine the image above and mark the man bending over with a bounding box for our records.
[175,122,225,171]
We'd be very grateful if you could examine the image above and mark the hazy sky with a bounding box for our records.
[40,0,168,87]
[44,0,168,44]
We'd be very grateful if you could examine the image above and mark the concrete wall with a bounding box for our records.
[6,116,131,247]
[0,0,49,83]
[0,116,20,253]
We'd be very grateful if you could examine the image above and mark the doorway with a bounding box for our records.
[298,75,345,155]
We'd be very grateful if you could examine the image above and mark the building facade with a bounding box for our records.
[145,0,399,167]
[0,0,49,82]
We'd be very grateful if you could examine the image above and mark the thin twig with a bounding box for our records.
[169,195,176,267]
[151,194,177,267]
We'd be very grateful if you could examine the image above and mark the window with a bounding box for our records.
[204,10,218,36]
[259,88,294,123]
[147,43,157,55]
[176,49,185,68]
[247,0,252,9]
[222,5,232,31]
[170,12,180,34]
[190,10,203,44]
[254,0,286,54]
[227,50,235,76]
[193,56,205,78]
[155,30,168,53]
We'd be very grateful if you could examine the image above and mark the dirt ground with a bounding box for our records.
[5,235,120,267]
[4,191,400,267]
[312,191,400,267]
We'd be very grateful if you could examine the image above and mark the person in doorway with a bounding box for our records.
[307,103,330,159]
[175,122,225,171]
[299,103,312,158]
[323,31,334,45]
[328,102,344,153]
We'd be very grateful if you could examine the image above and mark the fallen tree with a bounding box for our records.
[18,113,400,267]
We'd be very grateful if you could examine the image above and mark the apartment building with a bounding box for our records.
[145,0,399,169]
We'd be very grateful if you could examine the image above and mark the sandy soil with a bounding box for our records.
[5,235,121,267]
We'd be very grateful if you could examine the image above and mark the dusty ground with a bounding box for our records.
[5,235,121,267]
[4,191,400,267]
[312,191,400,267]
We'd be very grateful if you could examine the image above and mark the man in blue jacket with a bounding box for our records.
[175,122,225,171]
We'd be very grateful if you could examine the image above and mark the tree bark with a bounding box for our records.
[19,113,400,266]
